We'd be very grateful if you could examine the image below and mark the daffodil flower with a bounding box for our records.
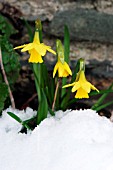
[14,31,56,63]
[53,39,72,78]
[63,70,99,98]
[53,61,72,78]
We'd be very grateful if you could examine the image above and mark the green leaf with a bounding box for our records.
[33,63,42,102]
[33,63,49,124]
[0,37,20,89]
[0,14,17,38]
[94,101,113,112]
[91,83,113,110]
[7,112,22,123]
[48,107,55,116]
[23,19,34,42]
[0,83,8,101]
[64,25,70,63]
[0,83,8,113]
[0,102,4,115]
[37,88,48,124]
[61,25,70,98]
[90,89,113,96]
[48,77,55,107]
[23,116,36,124]
[7,112,31,130]
[41,63,49,89]
[71,60,80,83]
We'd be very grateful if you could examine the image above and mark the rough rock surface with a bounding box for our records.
[2,0,113,21]
[48,9,113,43]
[1,0,113,69]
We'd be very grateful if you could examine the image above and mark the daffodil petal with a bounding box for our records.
[46,46,56,55]
[64,62,72,76]
[75,88,89,98]
[58,63,65,77]
[63,82,75,88]
[91,84,99,92]
[54,61,72,77]
[72,82,80,92]
[53,62,59,78]
[21,43,34,52]
[82,82,91,93]
[62,71,69,77]
[35,43,47,56]
[14,44,26,50]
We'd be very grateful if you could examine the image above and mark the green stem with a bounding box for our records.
[61,77,66,98]
[33,63,41,102]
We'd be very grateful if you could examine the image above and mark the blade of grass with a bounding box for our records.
[23,116,36,124]
[94,101,113,112]
[91,83,113,110]
[90,89,113,96]
[61,25,70,98]
[71,60,80,83]
[24,19,34,42]
[64,25,70,63]
[7,112,31,130]
[48,107,55,116]
[37,88,48,124]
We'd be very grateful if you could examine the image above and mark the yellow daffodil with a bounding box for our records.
[53,61,72,77]
[53,39,72,78]
[63,70,99,99]
[14,31,56,63]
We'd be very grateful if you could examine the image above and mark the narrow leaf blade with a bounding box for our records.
[94,101,113,112]
[91,83,113,110]
[61,25,70,98]
[37,88,48,125]
[7,112,22,124]
[7,112,31,130]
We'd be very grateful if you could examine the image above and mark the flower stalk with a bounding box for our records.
[52,78,60,111]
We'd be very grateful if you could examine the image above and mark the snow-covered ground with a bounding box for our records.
[0,107,113,170]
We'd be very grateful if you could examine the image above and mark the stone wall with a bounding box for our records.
[1,0,113,64]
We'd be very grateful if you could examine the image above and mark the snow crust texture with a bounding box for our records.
[0,107,113,170]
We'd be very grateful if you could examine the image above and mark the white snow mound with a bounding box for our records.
[0,108,113,170]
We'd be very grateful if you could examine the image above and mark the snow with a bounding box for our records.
[0,107,113,170]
